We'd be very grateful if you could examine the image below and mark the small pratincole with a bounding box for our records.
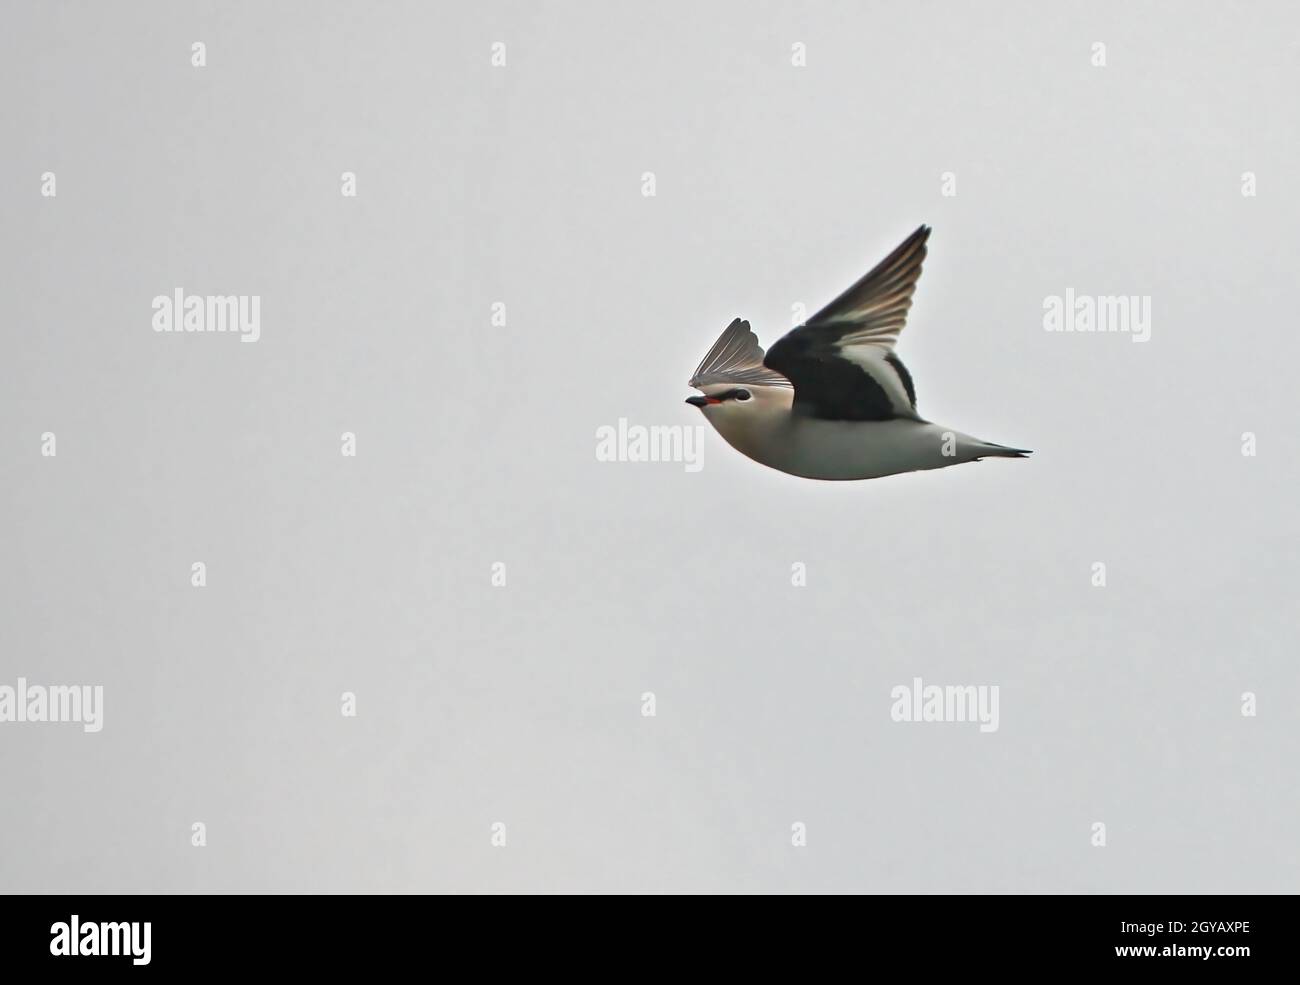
[685,225,1032,481]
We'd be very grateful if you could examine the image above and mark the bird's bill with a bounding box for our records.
[685,395,721,407]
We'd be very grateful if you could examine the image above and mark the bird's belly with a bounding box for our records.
[755,418,961,481]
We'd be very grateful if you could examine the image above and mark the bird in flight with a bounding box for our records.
[685,225,1031,481]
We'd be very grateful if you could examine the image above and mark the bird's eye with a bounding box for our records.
[734,389,751,401]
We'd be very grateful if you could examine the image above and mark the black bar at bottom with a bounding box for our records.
[0,894,1280,972]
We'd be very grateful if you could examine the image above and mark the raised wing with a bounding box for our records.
[689,317,791,389]
[764,225,929,421]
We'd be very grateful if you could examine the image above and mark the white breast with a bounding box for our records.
[716,414,986,481]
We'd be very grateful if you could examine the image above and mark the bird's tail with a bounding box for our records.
[972,441,1033,460]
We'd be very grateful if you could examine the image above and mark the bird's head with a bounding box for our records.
[685,383,790,424]
[686,317,794,432]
